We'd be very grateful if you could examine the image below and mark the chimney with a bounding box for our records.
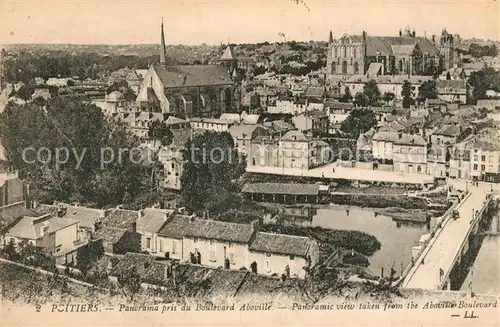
[431,35,436,45]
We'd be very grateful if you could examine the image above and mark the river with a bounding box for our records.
[459,216,500,295]
[298,205,437,276]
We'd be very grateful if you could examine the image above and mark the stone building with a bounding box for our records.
[326,28,458,78]
[136,21,237,117]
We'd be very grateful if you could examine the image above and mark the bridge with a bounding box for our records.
[401,186,495,290]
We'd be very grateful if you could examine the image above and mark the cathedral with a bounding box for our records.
[136,21,238,117]
[326,28,460,79]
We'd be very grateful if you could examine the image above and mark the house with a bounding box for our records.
[156,214,193,260]
[0,171,24,207]
[267,98,307,115]
[392,133,428,174]
[248,232,319,278]
[0,201,40,234]
[343,75,433,101]
[2,214,80,255]
[279,130,330,169]
[436,79,468,104]
[94,209,140,255]
[31,88,51,101]
[158,146,184,190]
[426,145,448,178]
[292,110,329,136]
[34,203,106,242]
[372,131,428,173]
[136,208,175,254]
[431,124,470,146]
[467,129,500,181]
[181,219,256,270]
[228,124,268,157]
[189,117,233,133]
[325,101,354,126]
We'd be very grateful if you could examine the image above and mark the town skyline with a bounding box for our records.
[1,0,499,46]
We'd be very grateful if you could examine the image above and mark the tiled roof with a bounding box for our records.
[433,124,462,137]
[94,226,129,245]
[241,114,260,125]
[6,216,78,240]
[280,130,311,142]
[110,252,171,285]
[228,124,265,140]
[366,63,382,77]
[373,132,426,146]
[101,209,138,230]
[0,202,41,232]
[242,183,320,196]
[437,79,467,90]
[249,232,311,257]
[391,44,416,56]
[219,113,241,123]
[158,214,193,239]
[182,219,255,244]
[137,208,175,233]
[154,64,233,88]
[220,45,236,61]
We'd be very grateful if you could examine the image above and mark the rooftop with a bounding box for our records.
[242,183,320,196]
[249,232,311,257]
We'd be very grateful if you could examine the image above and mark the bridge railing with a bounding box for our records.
[437,191,494,289]
[400,190,472,287]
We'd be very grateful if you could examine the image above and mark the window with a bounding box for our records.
[473,164,478,170]
[289,255,295,260]
[481,155,486,162]
[474,155,478,161]
[228,253,234,264]
[265,260,271,272]
[159,239,163,252]
[265,252,272,257]
[172,241,177,254]
[228,242,233,248]
[194,238,199,243]
[209,250,216,262]
[171,163,175,169]
[417,165,422,173]
[481,165,486,171]
[209,240,214,245]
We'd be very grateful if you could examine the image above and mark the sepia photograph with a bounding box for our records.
[0,0,499,325]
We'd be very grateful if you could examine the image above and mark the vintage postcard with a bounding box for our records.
[0,0,499,326]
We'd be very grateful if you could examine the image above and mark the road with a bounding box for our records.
[403,184,492,290]
[247,163,435,185]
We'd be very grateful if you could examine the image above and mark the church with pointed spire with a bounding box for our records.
[136,20,238,117]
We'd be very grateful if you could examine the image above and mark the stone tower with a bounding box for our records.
[160,18,167,67]
[440,28,454,70]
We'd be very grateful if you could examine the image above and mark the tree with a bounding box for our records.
[382,92,395,105]
[117,267,142,298]
[363,80,381,106]
[180,132,246,214]
[353,92,368,107]
[340,108,377,139]
[468,68,500,103]
[148,120,173,146]
[340,86,352,103]
[418,80,437,102]
[0,97,150,207]
[106,80,136,101]
[401,80,413,109]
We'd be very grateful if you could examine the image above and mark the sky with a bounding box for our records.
[1,0,499,45]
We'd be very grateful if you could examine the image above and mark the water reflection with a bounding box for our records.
[310,205,436,276]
